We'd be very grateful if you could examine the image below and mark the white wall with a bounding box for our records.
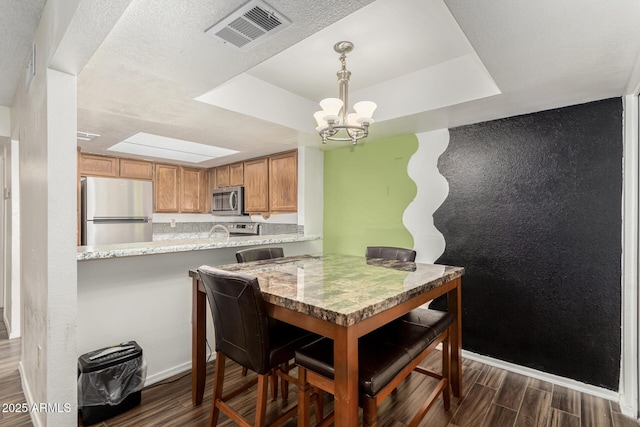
[297,146,324,235]
[0,107,9,137]
[10,1,80,425]
[2,138,20,338]
[77,240,322,384]
[404,130,450,263]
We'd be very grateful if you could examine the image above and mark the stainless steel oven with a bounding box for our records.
[212,186,245,216]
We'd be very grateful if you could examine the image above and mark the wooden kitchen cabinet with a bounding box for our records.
[206,168,216,213]
[79,153,119,177]
[243,158,269,213]
[119,158,154,180]
[229,162,244,186]
[180,167,207,213]
[216,165,230,188]
[269,151,297,212]
[154,164,180,212]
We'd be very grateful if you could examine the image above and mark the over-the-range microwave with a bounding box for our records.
[212,186,245,216]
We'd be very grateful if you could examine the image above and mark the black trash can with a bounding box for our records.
[78,341,146,425]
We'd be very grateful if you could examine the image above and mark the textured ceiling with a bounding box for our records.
[3,0,640,167]
[0,0,46,105]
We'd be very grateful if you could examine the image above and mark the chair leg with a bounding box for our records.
[297,366,312,427]
[242,367,248,376]
[362,397,378,427]
[209,352,226,427]
[281,361,290,401]
[270,370,278,400]
[313,386,324,424]
[255,374,269,427]
[443,335,451,411]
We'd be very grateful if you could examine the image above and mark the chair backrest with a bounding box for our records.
[235,247,284,263]
[196,265,271,374]
[365,246,416,262]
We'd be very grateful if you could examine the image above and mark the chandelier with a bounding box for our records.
[314,41,377,145]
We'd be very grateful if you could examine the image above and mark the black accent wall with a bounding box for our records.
[433,98,623,390]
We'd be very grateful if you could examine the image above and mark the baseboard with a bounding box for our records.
[3,311,20,339]
[144,361,193,386]
[462,350,620,403]
[18,361,44,427]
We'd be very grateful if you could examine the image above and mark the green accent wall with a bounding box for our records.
[323,135,418,256]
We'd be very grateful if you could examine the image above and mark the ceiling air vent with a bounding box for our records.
[205,0,291,50]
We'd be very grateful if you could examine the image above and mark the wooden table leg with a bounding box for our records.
[192,277,206,405]
[332,326,359,426]
[448,277,463,398]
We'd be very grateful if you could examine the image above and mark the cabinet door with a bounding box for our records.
[216,165,230,188]
[180,167,207,213]
[206,168,216,213]
[269,151,297,212]
[243,158,269,213]
[79,153,119,177]
[119,158,154,180]
[229,162,244,186]
[154,164,180,212]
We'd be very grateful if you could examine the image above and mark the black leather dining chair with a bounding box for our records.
[235,247,286,385]
[197,265,318,427]
[365,246,416,262]
[235,247,284,263]
[296,312,452,426]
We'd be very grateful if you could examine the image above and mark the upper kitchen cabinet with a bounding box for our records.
[243,158,269,213]
[216,165,230,188]
[79,153,154,180]
[180,167,207,213]
[154,164,180,213]
[155,165,208,213]
[269,151,297,212]
[119,158,154,180]
[79,153,119,177]
[206,168,216,213]
[229,162,244,186]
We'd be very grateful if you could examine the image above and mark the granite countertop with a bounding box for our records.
[77,233,321,261]
[198,253,464,326]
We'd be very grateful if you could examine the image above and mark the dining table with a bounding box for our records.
[188,253,464,426]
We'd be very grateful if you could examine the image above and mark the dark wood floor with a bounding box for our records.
[0,309,638,426]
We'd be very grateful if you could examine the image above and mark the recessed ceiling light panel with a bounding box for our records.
[108,132,239,164]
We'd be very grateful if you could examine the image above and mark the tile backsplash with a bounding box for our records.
[153,222,302,236]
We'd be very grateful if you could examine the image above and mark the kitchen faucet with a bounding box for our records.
[208,224,230,242]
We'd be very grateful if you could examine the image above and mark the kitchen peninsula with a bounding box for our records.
[77,231,322,385]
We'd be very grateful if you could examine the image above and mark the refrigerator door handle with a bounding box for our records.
[92,217,150,223]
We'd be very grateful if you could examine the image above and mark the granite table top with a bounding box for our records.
[77,233,321,261]
[196,253,464,326]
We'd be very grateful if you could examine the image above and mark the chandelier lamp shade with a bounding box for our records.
[314,41,377,144]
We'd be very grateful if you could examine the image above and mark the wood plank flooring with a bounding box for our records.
[0,309,637,427]
[0,309,32,426]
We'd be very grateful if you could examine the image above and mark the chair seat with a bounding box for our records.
[399,308,454,346]
[296,313,451,398]
[268,319,319,367]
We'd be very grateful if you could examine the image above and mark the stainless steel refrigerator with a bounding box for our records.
[81,176,153,245]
